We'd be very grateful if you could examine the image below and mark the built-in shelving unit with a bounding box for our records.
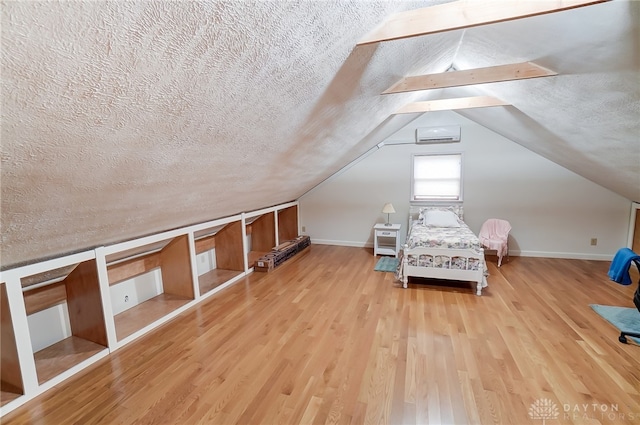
[21,260,108,385]
[0,201,298,418]
[243,202,300,270]
[0,282,23,407]
[102,233,195,344]
[245,211,276,269]
[194,220,245,296]
[277,204,299,242]
[0,251,110,417]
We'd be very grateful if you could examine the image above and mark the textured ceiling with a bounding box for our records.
[1,0,638,269]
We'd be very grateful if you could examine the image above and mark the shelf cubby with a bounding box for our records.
[0,282,23,407]
[20,260,108,385]
[245,212,276,268]
[105,234,195,342]
[0,201,300,419]
[194,221,244,296]
[277,204,299,242]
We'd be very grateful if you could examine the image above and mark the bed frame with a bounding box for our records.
[400,205,488,296]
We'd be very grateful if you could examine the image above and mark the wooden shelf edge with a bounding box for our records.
[114,293,192,342]
[33,336,106,385]
[198,269,244,295]
[0,389,23,407]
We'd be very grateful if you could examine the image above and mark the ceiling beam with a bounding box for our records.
[358,0,609,45]
[395,96,509,114]
[383,62,556,95]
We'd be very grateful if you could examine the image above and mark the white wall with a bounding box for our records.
[195,249,217,276]
[110,269,163,315]
[299,111,631,260]
[28,303,72,352]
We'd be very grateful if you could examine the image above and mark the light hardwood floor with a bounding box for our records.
[4,245,640,424]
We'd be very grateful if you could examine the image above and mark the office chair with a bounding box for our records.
[608,247,640,344]
[619,271,640,344]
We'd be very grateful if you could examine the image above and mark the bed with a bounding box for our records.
[396,205,488,296]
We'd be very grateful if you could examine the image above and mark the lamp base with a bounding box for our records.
[384,223,392,226]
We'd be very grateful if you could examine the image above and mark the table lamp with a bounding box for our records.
[382,203,395,226]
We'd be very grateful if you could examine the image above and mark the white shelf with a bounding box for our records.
[0,201,301,418]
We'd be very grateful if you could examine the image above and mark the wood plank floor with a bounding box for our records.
[4,245,640,424]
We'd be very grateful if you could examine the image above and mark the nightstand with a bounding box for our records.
[373,223,401,257]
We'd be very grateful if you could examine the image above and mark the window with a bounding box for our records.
[411,153,463,202]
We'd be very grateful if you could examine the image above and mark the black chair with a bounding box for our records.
[618,262,640,344]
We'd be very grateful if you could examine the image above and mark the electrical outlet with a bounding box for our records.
[302,226,306,232]
[590,238,597,246]
[124,295,129,302]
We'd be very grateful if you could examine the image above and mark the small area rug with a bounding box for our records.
[374,257,399,272]
[590,304,640,344]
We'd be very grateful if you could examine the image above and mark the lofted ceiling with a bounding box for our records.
[1,0,638,269]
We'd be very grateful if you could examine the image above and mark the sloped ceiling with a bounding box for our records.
[1,0,638,269]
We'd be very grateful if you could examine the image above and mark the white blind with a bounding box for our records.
[412,154,462,201]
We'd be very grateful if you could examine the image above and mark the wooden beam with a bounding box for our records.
[395,96,509,114]
[358,0,609,45]
[383,62,556,94]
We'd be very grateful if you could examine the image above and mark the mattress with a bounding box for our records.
[406,220,483,254]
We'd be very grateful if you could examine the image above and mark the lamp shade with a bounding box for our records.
[382,203,396,214]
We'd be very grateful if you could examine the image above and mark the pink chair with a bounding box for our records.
[479,219,511,267]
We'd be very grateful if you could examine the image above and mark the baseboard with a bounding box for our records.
[495,250,612,261]
[311,239,373,249]
[310,240,613,261]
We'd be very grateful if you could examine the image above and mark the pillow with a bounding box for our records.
[419,206,463,222]
[423,210,461,228]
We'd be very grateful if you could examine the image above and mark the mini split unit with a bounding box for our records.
[415,125,461,144]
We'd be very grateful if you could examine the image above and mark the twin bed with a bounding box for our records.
[395,205,488,296]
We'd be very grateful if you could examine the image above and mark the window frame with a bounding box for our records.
[410,152,464,203]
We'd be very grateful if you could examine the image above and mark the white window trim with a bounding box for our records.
[410,152,464,204]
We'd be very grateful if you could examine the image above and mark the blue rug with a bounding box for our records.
[590,304,640,344]
[374,257,399,272]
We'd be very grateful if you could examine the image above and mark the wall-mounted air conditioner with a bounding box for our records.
[415,125,461,144]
